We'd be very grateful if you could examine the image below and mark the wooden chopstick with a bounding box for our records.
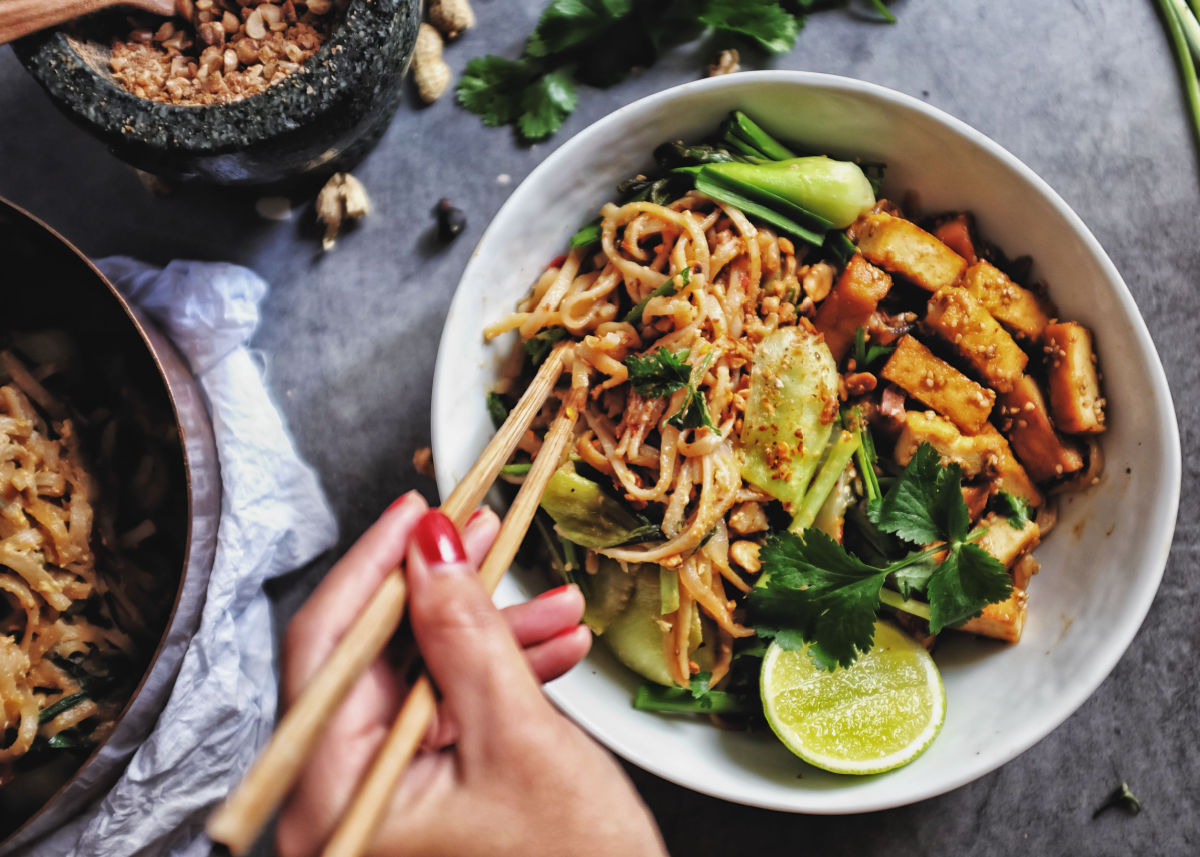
[207,346,569,856]
[319,390,584,857]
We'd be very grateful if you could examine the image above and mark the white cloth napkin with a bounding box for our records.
[13,259,338,857]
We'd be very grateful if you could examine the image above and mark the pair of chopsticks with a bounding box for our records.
[207,345,580,857]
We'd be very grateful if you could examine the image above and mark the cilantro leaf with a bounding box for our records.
[457,59,576,142]
[486,392,508,429]
[995,490,1033,529]
[688,670,713,699]
[871,443,966,546]
[698,0,801,54]
[457,56,538,127]
[524,327,568,366]
[517,68,578,141]
[624,348,692,398]
[667,387,715,431]
[748,529,888,669]
[526,0,635,58]
[890,552,938,600]
[926,543,1011,633]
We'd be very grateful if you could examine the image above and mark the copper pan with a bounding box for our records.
[0,199,220,852]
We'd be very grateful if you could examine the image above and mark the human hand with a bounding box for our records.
[276,491,668,857]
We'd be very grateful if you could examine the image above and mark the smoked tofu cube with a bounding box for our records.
[925,288,1028,393]
[881,335,995,434]
[962,484,990,521]
[958,590,1028,643]
[998,375,1084,481]
[813,254,893,362]
[976,512,1040,568]
[1012,552,1039,591]
[894,410,995,477]
[1043,322,1106,434]
[978,425,1044,507]
[855,213,967,291]
[962,261,1050,340]
[931,213,978,265]
[956,529,1039,643]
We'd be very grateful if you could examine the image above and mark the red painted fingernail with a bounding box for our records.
[412,510,466,565]
[536,584,573,600]
[386,492,414,513]
[467,508,487,525]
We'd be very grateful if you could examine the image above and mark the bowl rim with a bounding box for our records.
[432,70,1183,813]
[13,0,416,152]
[0,197,219,848]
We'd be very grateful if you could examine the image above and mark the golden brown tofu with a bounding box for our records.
[962,484,990,521]
[813,254,893,362]
[978,425,1044,507]
[962,261,1050,340]
[894,410,994,477]
[925,287,1028,393]
[881,335,995,434]
[1043,322,1106,434]
[976,512,1040,568]
[958,590,1027,643]
[998,375,1084,482]
[855,213,967,291]
[931,213,978,265]
[1012,552,1039,591]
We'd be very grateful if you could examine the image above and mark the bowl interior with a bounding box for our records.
[431,72,1181,813]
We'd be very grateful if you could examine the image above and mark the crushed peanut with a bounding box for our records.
[108,1,344,106]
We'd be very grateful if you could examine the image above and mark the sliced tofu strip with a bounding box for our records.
[998,375,1084,482]
[880,335,995,434]
[894,409,995,477]
[1043,322,1106,434]
[978,425,1044,507]
[957,591,1027,643]
[925,287,1028,393]
[962,260,1050,340]
[976,512,1040,568]
[812,253,893,362]
[892,408,1042,507]
[931,213,978,265]
[855,212,967,291]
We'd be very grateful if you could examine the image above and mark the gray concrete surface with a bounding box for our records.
[1,0,1197,854]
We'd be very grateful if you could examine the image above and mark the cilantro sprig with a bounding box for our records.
[622,347,716,430]
[625,348,692,398]
[458,1,898,142]
[748,443,1012,669]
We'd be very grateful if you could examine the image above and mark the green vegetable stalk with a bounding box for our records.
[697,157,876,229]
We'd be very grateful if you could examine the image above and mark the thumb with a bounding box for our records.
[405,510,551,756]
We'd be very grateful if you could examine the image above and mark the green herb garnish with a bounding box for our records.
[458,1,897,142]
[486,391,509,429]
[995,490,1033,529]
[624,347,692,398]
[748,443,1011,669]
[524,326,568,366]
[623,267,691,325]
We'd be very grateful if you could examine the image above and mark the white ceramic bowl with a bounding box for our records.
[431,72,1181,813]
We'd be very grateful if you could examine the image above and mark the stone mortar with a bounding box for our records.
[13,0,420,186]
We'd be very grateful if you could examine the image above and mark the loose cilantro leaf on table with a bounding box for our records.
[749,442,1013,668]
[458,1,899,142]
[624,348,692,398]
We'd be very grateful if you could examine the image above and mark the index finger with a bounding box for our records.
[284,491,429,699]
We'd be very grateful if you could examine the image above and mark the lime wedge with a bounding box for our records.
[760,620,945,775]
